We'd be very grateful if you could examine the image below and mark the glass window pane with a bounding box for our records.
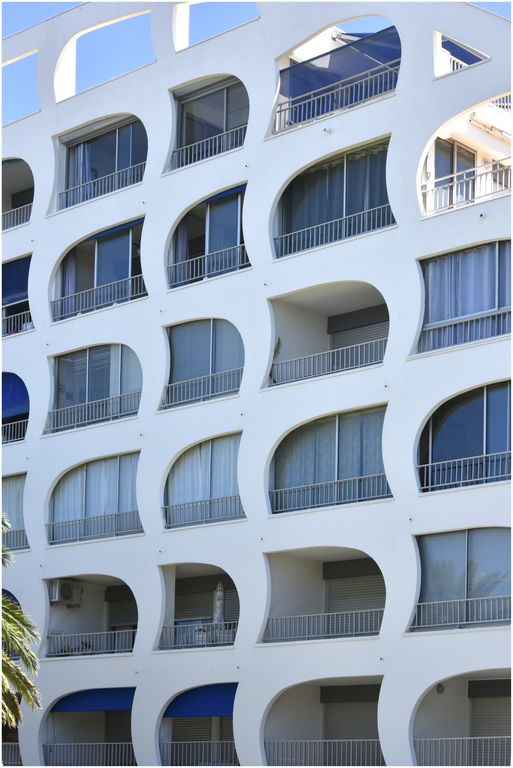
[212,319,244,372]
[419,531,466,601]
[84,131,116,180]
[226,82,249,130]
[275,417,336,489]
[52,466,85,523]
[120,346,142,394]
[2,476,25,529]
[2,257,30,306]
[431,389,484,461]
[468,528,510,597]
[117,125,131,170]
[88,346,111,401]
[183,90,225,145]
[499,241,511,308]
[131,120,148,166]
[119,453,139,513]
[346,154,368,215]
[435,138,453,181]
[96,230,130,286]
[170,320,211,382]
[486,382,510,453]
[208,196,239,252]
[85,457,119,518]
[210,434,240,498]
[57,350,87,408]
[456,145,476,173]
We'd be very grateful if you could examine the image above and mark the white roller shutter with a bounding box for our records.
[325,701,379,739]
[175,591,213,621]
[329,321,389,351]
[224,589,240,622]
[326,575,386,613]
[471,697,511,736]
[172,716,212,741]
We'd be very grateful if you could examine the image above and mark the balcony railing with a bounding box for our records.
[410,595,511,630]
[50,274,147,321]
[275,58,400,133]
[160,741,239,766]
[2,743,22,766]
[414,736,511,766]
[47,510,143,545]
[58,162,146,209]
[2,419,28,444]
[164,495,245,529]
[418,451,511,491]
[265,739,385,766]
[160,368,243,409]
[47,628,136,657]
[263,608,383,642]
[160,620,238,649]
[171,125,247,169]
[270,473,391,513]
[418,308,511,352]
[2,310,33,337]
[2,203,32,231]
[43,742,136,766]
[275,204,395,258]
[450,56,467,72]
[45,391,141,433]
[2,528,29,551]
[492,95,511,111]
[271,338,387,385]
[422,158,511,213]
[167,244,250,288]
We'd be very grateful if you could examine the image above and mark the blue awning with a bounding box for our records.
[206,185,246,204]
[2,373,29,419]
[52,688,135,712]
[83,217,144,244]
[2,257,31,306]
[164,683,237,718]
[441,38,482,65]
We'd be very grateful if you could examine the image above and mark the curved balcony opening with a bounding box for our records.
[159,683,239,766]
[275,18,400,133]
[48,453,142,546]
[43,687,135,766]
[50,219,147,322]
[420,94,511,215]
[270,408,391,514]
[417,240,510,353]
[171,76,249,169]
[45,344,142,433]
[434,32,489,77]
[264,677,384,766]
[410,528,511,632]
[167,185,250,289]
[159,564,239,651]
[57,116,147,210]
[413,672,511,766]
[3,255,33,337]
[417,382,511,492]
[164,435,245,530]
[275,141,394,258]
[2,159,34,231]
[262,548,385,644]
[160,319,244,409]
[269,282,388,386]
[2,372,29,445]
[2,474,28,551]
[45,576,138,658]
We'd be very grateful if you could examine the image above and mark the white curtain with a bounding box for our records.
[212,320,244,372]
[2,475,25,529]
[52,466,85,522]
[499,241,511,308]
[210,435,240,498]
[338,408,385,479]
[121,346,142,394]
[85,457,118,518]
[119,453,139,513]
[167,443,210,504]
[275,417,336,489]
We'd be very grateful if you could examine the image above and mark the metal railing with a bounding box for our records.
[46,628,136,657]
[275,58,400,132]
[450,56,467,72]
[167,244,250,288]
[2,743,22,766]
[2,528,29,551]
[172,125,247,169]
[422,158,511,213]
[2,419,28,444]
[2,310,33,337]
[271,338,387,385]
[418,308,511,352]
[58,162,145,209]
[265,739,385,766]
[270,473,391,513]
[160,620,238,649]
[47,510,143,545]
[414,736,511,766]
[263,608,383,642]
[45,391,141,433]
[160,368,243,409]
[411,595,511,630]
[164,495,245,528]
[2,203,32,231]
[43,742,136,766]
[492,95,511,111]
[160,741,239,766]
[275,204,395,258]
[418,451,511,491]
[51,274,147,321]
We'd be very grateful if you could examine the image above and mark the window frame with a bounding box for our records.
[178,79,246,149]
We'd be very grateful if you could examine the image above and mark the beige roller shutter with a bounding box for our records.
[224,589,240,622]
[330,322,389,351]
[172,716,212,741]
[325,701,379,739]
[175,591,213,621]
[471,697,511,736]
[220,717,234,740]
[326,574,386,613]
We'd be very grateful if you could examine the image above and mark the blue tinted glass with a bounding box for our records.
[96,231,130,286]
[431,389,484,461]
[486,383,510,453]
[499,241,511,308]
[468,528,511,598]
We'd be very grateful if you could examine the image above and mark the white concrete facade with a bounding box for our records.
[2,2,510,766]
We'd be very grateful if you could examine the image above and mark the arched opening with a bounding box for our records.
[2,372,29,444]
[160,319,244,409]
[2,158,34,230]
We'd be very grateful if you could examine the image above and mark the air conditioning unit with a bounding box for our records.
[48,579,82,606]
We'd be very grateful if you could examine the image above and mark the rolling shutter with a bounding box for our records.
[325,701,379,739]
[220,717,234,740]
[172,716,212,741]
[329,321,389,351]
[326,575,386,613]
[471,697,511,736]
[224,589,240,622]
[175,591,213,621]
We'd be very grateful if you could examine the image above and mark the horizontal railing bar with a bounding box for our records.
[160,620,239,649]
[167,244,250,288]
[422,158,511,187]
[418,451,511,491]
[164,495,245,528]
[411,595,511,630]
[160,741,239,767]
[418,309,511,352]
[51,274,147,321]
[58,162,145,209]
[46,628,137,656]
[2,203,32,231]
[1,743,22,766]
[2,419,28,444]
[264,608,384,642]
[160,368,243,409]
[265,739,385,766]
[414,735,511,767]
[2,310,34,337]
[2,529,29,551]
[45,391,141,433]
[47,510,143,544]
[172,125,247,169]
[43,742,136,766]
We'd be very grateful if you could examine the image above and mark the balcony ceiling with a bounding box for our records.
[276,282,385,317]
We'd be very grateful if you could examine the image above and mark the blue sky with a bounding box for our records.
[2,1,511,124]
